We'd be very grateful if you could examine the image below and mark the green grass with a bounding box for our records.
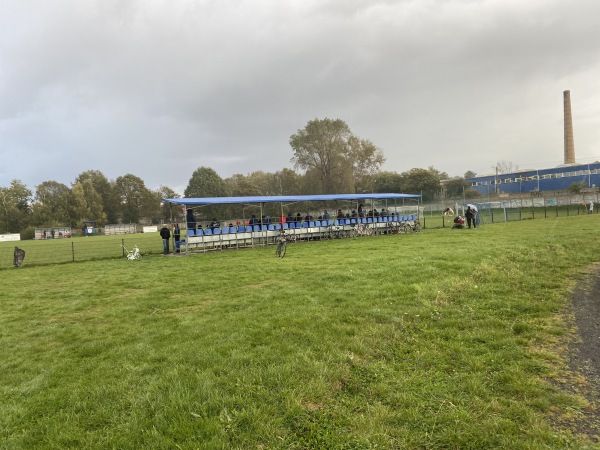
[0,233,165,268]
[1,216,599,448]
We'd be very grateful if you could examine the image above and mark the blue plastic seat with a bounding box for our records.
[283,223,289,230]
[229,227,237,233]
[187,229,195,237]
[204,228,212,236]
[238,225,245,232]
[196,229,204,236]
[212,228,220,235]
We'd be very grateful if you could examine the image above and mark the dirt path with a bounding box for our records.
[565,268,600,441]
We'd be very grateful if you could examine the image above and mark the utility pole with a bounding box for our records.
[495,166,499,195]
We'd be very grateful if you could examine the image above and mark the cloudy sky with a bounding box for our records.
[1,0,599,194]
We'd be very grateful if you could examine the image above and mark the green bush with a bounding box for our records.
[20,226,35,240]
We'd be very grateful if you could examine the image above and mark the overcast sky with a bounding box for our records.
[1,0,599,195]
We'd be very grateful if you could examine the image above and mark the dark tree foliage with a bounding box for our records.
[185,167,231,222]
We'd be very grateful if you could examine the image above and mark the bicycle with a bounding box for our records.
[122,244,142,260]
[404,218,421,233]
[355,223,373,237]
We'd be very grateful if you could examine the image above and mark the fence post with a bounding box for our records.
[72,241,75,262]
[122,238,125,257]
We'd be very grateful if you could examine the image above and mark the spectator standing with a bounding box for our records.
[589,201,594,214]
[173,224,181,253]
[160,224,171,255]
[465,206,476,229]
[186,209,196,230]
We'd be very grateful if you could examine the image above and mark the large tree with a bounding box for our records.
[70,180,108,226]
[185,167,231,221]
[114,174,156,224]
[348,136,385,193]
[443,177,470,199]
[225,173,264,197]
[372,171,403,194]
[0,179,32,233]
[157,185,180,222]
[74,170,119,223]
[272,168,303,196]
[400,168,442,202]
[290,118,355,194]
[33,181,72,226]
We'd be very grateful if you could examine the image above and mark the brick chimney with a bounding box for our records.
[563,90,576,164]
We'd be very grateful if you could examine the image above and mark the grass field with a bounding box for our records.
[1,216,599,448]
[0,233,167,269]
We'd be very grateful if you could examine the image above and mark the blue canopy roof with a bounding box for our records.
[163,193,420,206]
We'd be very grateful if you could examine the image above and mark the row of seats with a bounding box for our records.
[187,215,417,237]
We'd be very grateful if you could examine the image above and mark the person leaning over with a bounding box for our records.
[160,224,171,255]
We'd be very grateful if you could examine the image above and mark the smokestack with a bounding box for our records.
[563,90,576,164]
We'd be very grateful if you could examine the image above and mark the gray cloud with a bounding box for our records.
[1,0,599,194]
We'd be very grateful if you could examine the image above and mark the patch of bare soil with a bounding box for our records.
[563,267,600,442]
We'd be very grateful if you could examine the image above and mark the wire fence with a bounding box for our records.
[420,203,594,229]
[0,235,165,270]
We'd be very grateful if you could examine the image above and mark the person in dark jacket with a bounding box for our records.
[465,206,476,229]
[160,224,171,254]
[173,223,181,253]
[186,209,196,230]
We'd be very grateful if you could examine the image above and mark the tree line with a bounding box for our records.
[0,118,477,235]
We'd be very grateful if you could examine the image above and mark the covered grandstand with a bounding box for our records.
[162,193,421,253]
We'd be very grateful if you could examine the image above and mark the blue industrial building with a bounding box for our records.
[466,162,600,195]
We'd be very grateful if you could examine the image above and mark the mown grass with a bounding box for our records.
[0,233,166,268]
[1,216,599,449]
